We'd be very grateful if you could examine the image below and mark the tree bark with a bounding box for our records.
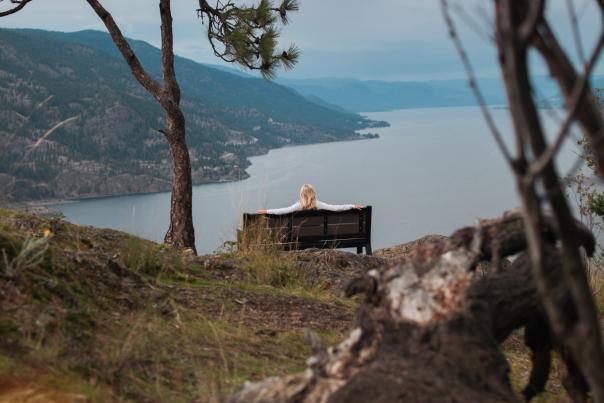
[163,109,195,252]
[157,0,196,252]
[85,0,163,100]
[228,213,596,403]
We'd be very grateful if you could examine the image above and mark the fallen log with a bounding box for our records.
[228,213,596,403]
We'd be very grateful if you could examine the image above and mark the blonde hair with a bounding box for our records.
[299,184,317,210]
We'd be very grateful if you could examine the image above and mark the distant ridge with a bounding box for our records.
[277,75,585,112]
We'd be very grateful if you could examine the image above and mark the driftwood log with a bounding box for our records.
[229,212,596,403]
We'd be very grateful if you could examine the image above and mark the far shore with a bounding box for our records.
[3,129,385,212]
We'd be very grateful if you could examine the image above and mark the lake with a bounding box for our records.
[51,106,580,255]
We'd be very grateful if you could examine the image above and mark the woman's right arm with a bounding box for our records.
[259,202,301,215]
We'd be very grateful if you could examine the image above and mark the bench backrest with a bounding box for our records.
[241,206,372,250]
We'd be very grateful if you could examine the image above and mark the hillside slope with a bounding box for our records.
[0,29,383,203]
[0,209,383,401]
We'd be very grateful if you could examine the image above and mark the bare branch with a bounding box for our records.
[0,0,32,17]
[519,0,545,41]
[159,0,180,104]
[440,0,514,166]
[533,20,604,177]
[566,0,586,64]
[596,0,604,18]
[529,31,604,178]
[563,152,587,182]
[450,2,494,43]
[85,0,163,102]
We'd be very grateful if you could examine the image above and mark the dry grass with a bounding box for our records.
[215,219,339,301]
[0,209,351,402]
[235,215,286,254]
[589,269,604,315]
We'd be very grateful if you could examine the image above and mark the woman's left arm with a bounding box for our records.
[316,201,364,211]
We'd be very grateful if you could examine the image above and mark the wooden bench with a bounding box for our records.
[240,206,372,255]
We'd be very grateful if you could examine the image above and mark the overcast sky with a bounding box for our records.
[1,0,602,81]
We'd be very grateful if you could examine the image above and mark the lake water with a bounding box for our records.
[51,106,580,255]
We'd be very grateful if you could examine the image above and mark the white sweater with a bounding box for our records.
[266,201,356,215]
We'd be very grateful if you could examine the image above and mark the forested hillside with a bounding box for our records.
[0,29,383,202]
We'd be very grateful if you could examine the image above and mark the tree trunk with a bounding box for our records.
[228,213,596,403]
[163,109,196,253]
[84,0,197,254]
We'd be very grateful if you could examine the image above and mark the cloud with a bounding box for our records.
[1,0,602,80]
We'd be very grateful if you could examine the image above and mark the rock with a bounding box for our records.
[291,249,387,293]
[374,235,448,260]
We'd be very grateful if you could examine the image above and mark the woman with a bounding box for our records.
[256,184,363,215]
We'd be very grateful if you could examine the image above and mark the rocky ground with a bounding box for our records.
[0,209,600,402]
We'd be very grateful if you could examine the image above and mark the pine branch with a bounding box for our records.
[197,0,299,79]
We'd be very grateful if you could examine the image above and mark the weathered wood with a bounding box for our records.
[229,213,595,403]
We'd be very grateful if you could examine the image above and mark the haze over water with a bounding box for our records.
[52,106,579,255]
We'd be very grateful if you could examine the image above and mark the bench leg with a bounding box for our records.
[356,246,363,254]
[365,243,372,256]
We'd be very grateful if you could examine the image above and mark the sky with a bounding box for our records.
[0,0,602,81]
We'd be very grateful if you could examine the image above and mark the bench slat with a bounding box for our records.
[326,223,361,235]
[292,216,325,226]
[328,212,361,224]
[293,225,325,237]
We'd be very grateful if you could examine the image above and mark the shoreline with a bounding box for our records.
[8,130,385,210]
[8,176,247,210]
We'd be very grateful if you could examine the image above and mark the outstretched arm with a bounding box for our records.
[257,202,301,215]
[316,201,363,212]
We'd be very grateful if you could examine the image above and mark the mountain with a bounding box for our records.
[0,29,383,203]
[536,76,604,109]
[277,76,567,112]
[202,63,254,78]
